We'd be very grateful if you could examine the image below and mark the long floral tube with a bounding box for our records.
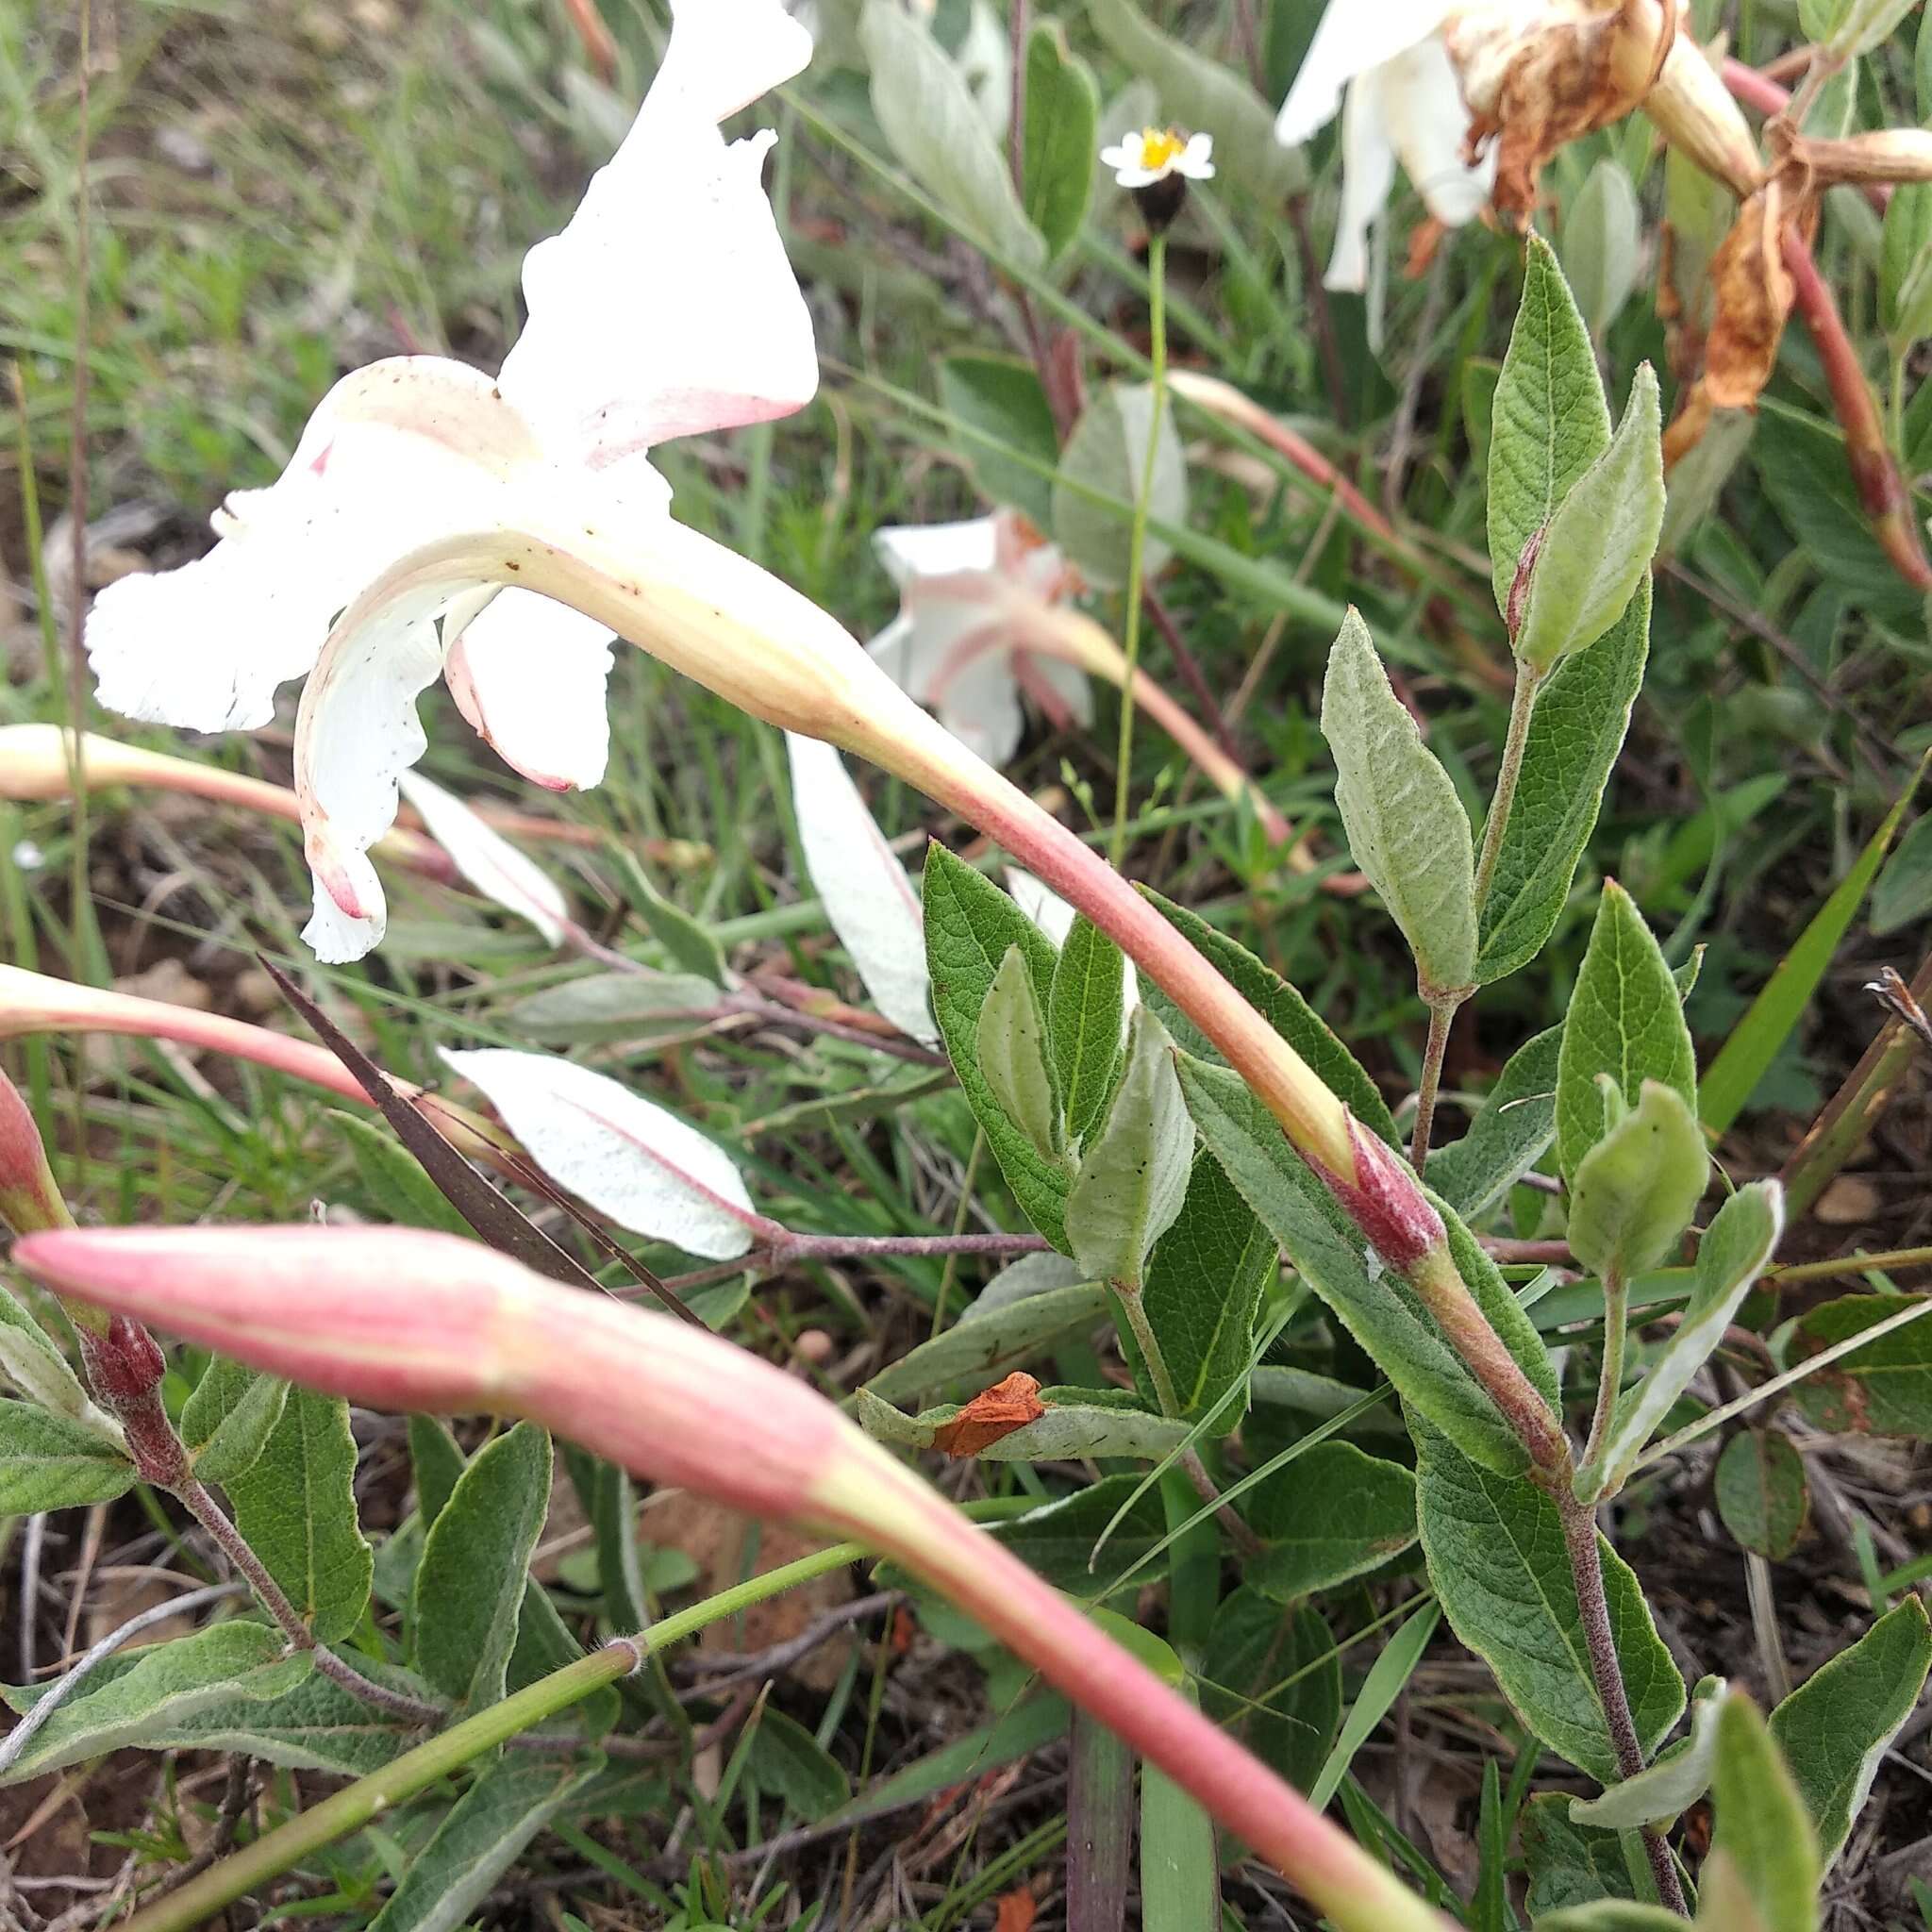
[13,1224,1451,1932]
[327,513,1564,1470]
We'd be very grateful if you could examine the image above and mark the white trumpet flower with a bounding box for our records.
[866,511,1091,768]
[1275,0,1496,293]
[85,0,817,962]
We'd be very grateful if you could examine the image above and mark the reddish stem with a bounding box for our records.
[1782,229,1932,591]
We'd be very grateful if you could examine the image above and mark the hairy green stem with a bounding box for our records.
[112,1543,865,1932]
[1558,1494,1689,1915]
[1576,1267,1630,1498]
[1472,660,1542,915]
[1409,998,1461,1174]
[1111,230,1168,867]
[1113,1279,1180,1419]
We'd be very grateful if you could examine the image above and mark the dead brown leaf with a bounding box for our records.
[931,1372,1046,1458]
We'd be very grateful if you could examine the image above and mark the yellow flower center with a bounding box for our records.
[1139,126,1187,172]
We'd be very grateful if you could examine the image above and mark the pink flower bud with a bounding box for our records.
[0,1066,71,1239]
[13,1223,1448,1932]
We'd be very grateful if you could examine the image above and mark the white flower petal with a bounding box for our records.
[1274,0,1460,145]
[784,733,937,1045]
[443,589,617,792]
[441,1047,761,1259]
[1177,131,1217,178]
[1324,72,1401,292]
[656,0,813,121]
[501,0,817,465]
[88,358,526,736]
[937,652,1025,767]
[394,769,569,946]
[1384,35,1491,225]
[293,576,452,962]
[873,516,1001,586]
[1027,650,1094,729]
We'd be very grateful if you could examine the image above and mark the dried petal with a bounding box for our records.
[931,1371,1047,1457]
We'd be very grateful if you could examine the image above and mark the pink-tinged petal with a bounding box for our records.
[501,0,817,464]
[443,590,617,792]
[441,1047,766,1259]
[1274,0,1459,145]
[655,0,813,121]
[784,733,937,1045]
[393,771,569,946]
[936,652,1026,766]
[873,516,1001,587]
[87,358,540,737]
[1325,71,1401,292]
[293,575,452,962]
[10,1223,1453,1932]
[1024,649,1094,730]
[1385,35,1491,225]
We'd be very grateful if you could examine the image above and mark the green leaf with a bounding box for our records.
[1140,887,1400,1146]
[1753,400,1927,621]
[1537,1905,1684,1930]
[1429,1024,1561,1221]
[0,1623,313,1782]
[923,841,1071,1249]
[225,1388,374,1647]
[1521,1792,1639,1917]
[979,943,1066,1163]
[1702,766,1923,1132]
[1049,914,1127,1149]
[1770,1597,1932,1866]
[745,1706,854,1821]
[1414,1417,1685,1781]
[1715,1430,1809,1561]
[1707,1693,1820,1932]
[1587,1180,1783,1498]
[1556,882,1696,1179]
[1053,382,1188,590]
[0,1283,98,1424]
[611,853,728,986]
[1512,367,1663,675]
[1177,1055,1554,1475]
[329,1110,474,1236]
[1565,1082,1709,1283]
[592,1460,648,1633]
[988,1474,1169,1593]
[863,1274,1108,1405]
[1198,1592,1341,1793]
[1475,582,1650,985]
[1321,608,1478,997]
[409,1414,467,1531]
[1560,158,1642,340]
[1881,183,1932,347]
[1085,0,1302,203]
[368,1752,596,1932]
[1308,1600,1441,1809]
[1065,1007,1191,1289]
[1246,1441,1417,1602]
[1141,1679,1221,1927]
[1572,1676,1726,1829]
[1823,0,1921,58]
[508,971,725,1044]
[182,1358,291,1488]
[1873,808,1932,935]
[1489,232,1612,617]
[1790,1294,1932,1435]
[939,354,1061,526]
[1140,1148,1274,1435]
[860,1,1046,270]
[413,1422,553,1710]
[1021,23,1098,260]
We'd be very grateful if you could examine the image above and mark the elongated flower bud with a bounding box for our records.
[0,1065,73,1240]
[15,1224,1450,1932]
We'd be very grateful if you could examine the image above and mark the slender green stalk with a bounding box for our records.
[1409,998,1459,1174]
[1472,660,1543,915]
[1114,1279,1180,1419]
[1576,1267,1629,1494]
[115,1543,864,1932]
[1111,230,1168,868]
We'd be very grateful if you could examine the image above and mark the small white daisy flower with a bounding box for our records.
[1099,125,1215,191]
